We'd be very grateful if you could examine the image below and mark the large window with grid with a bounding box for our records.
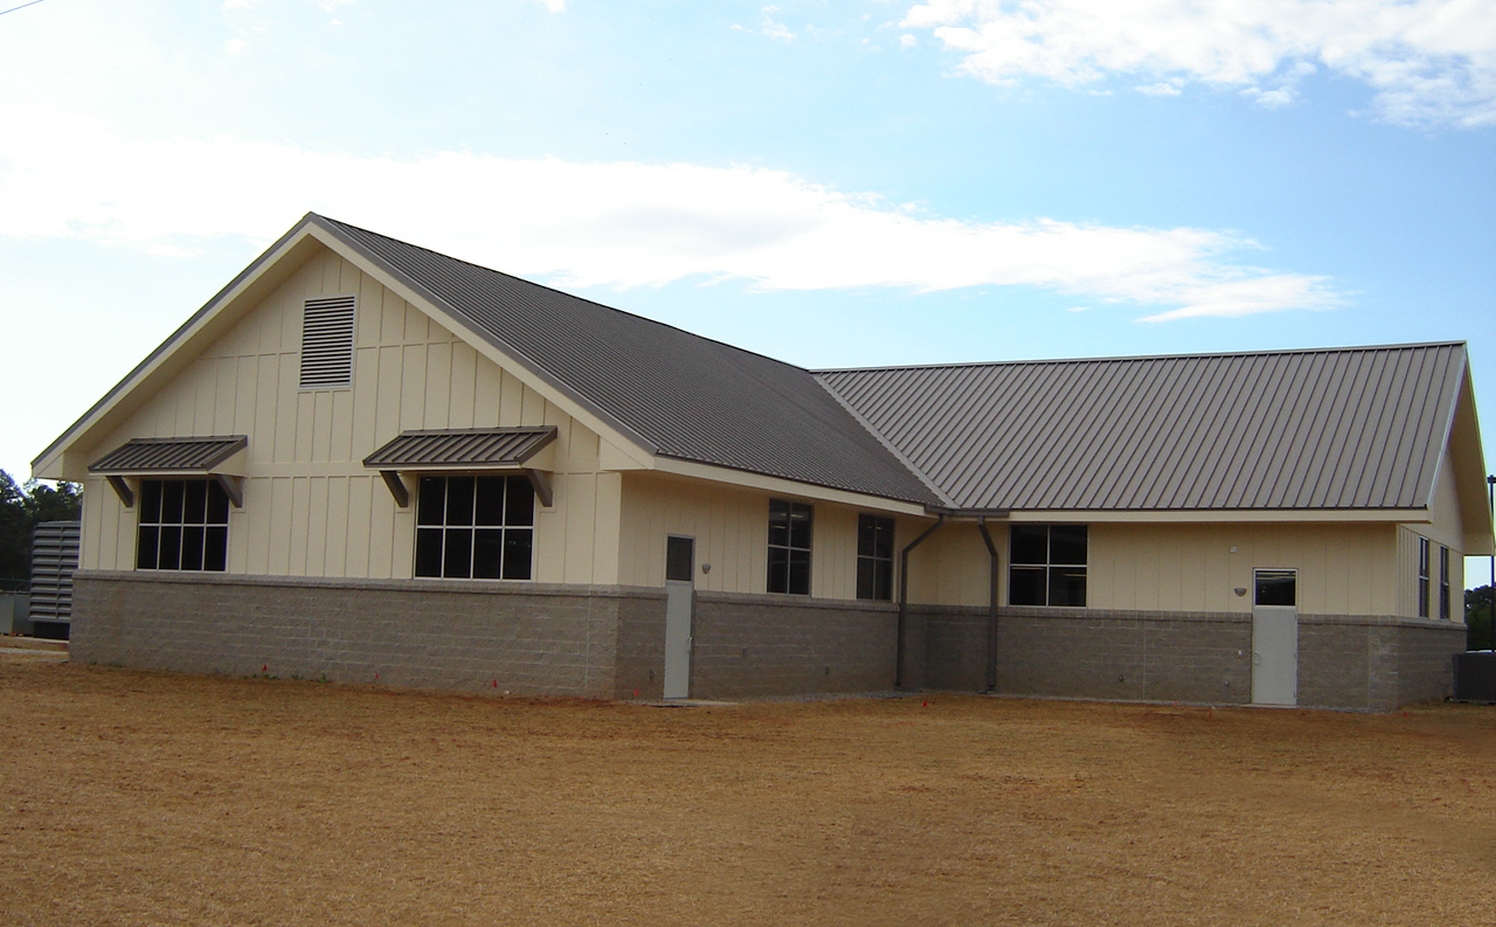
[415,475,534,580]
[857,514,894,601]
[767,498,812,595]
[136,479,230,572]
[1009,524,1087,607]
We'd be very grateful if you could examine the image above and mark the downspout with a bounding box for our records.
[977,518,1001,694]
[897,515,945,689]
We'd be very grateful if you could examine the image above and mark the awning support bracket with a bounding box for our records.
[379,470,410,508]
[106,475,135,509]
[526,469,554,508]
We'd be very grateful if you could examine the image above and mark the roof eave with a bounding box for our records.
[32,214,327,481]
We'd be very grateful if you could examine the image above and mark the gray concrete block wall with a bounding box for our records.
[72,571,660,698]
[70,571,1465,709]
[688,592,898,699]
[612,589,668,700]
[920,606,1460,711]
[1297,616,1464,711]
[1396,621,1465,706]
[921,606,1252,704]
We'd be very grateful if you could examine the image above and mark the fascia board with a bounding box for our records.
[305,220,661,469]
[1442,362,1493,543]
[32,217,327,480]
[998,508,1432,524]
[650,456,929,516]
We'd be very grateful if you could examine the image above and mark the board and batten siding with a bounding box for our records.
[617,472,915,599]
[1393,446,1467,619]
[80,245,622,585]
[903,519,1402,616]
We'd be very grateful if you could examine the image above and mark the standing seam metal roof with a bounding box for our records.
[363,428,557,468]
[89,436,249,473]
[814,343,1467,512]
[317,216,939,506]
[314,216,1466,515]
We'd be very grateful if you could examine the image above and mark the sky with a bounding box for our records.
[0,0,1492,582]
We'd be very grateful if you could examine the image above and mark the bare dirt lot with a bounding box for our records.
[1,654,1492,927]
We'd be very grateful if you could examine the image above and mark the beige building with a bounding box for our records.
[35,214,1493,710]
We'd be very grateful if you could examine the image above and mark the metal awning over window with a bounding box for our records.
[363,427,558,507]
[89,436,248,508]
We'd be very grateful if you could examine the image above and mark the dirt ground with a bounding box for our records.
[1,654,1492,927]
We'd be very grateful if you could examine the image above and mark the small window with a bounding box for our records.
[300,295,356,389]
[1417,537,1430,618]
[857,514,894,601]
[415,475,534,580]
[136,479,230,572]
[1009,524,1087,607]
[1254,569,1296,607]
[666,536,694,583]
[1439,546,1450,621]
[767,499,812,595]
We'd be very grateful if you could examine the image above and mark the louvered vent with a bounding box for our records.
[300,295,356,389]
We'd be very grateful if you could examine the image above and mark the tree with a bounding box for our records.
[0,470,82,591]
[1468,585,1494,652]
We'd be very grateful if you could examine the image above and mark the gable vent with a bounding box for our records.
[300,295,356,389]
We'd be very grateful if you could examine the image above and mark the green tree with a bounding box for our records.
[0,470,82,591]
[1468,584,1494,652]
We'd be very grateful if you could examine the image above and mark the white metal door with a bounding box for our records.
[1251,569,1298,706]
[663,536,694,699]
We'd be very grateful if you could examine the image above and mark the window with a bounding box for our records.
[1439,546,1450,621]
[300,295,356,389]
[136,479,229,572]
[767,499,812,595]
[415,475,534,580]
[666,536,694,583]
[1254,569,1297,606]
[1417,537,1430,618]
[1009,524,1086,606]
[857,514,894,601]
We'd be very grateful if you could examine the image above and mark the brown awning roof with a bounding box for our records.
[362,427,557,470]
[89,436,248,474]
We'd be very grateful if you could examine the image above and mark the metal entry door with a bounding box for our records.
[663,536,695,699]
[1251,569,1298,706]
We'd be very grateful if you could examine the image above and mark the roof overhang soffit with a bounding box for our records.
[1441,365,1493,553]
[649,456,930,516]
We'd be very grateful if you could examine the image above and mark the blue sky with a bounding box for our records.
[1,0,1492,580]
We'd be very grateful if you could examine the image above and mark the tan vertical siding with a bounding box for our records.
[899,520,1400,615]
[617,476,911,600]
[81,245,612,584]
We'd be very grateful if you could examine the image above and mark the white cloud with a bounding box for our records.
[902,0,1496,128]
[0,98,1342,321]
[1136,82,1182,96]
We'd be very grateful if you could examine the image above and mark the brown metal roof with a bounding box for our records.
[815,343,1468,512]
[363,428,557,469]
[316,216,940,506]
[89,436,248,474]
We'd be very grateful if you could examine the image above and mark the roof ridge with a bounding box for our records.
[812,341,1466,376]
